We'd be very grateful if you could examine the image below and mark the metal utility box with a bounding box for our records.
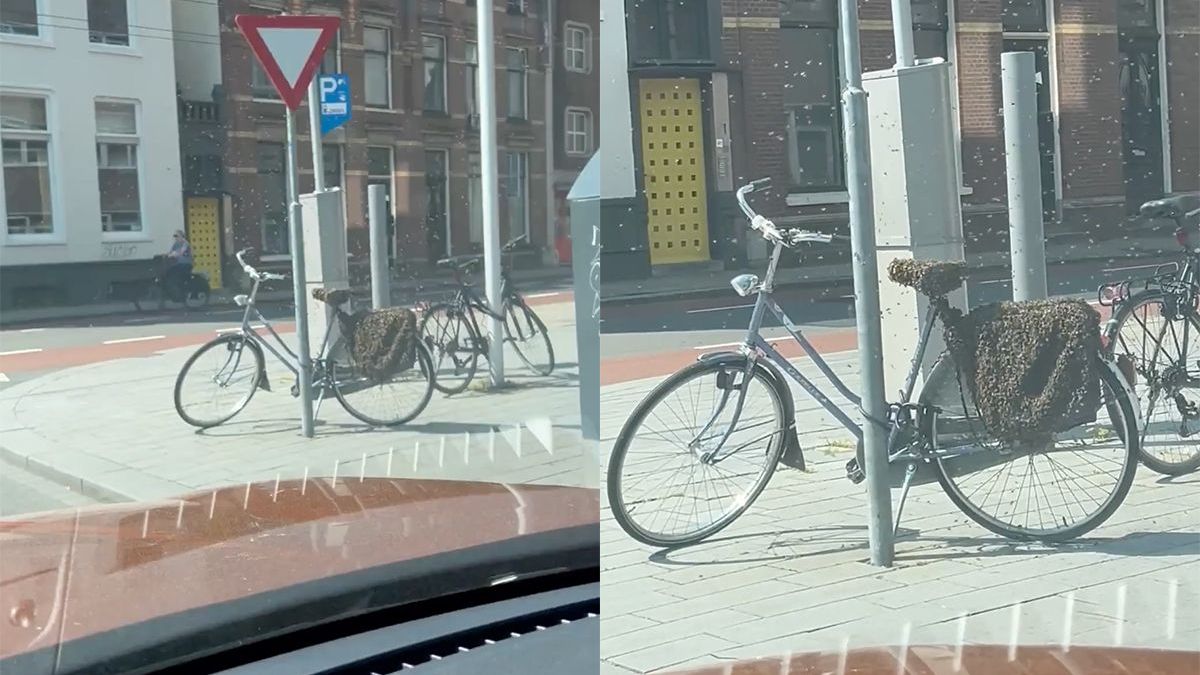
[300,188,349,356]
[568,154,601,442]
[862,59,967,396]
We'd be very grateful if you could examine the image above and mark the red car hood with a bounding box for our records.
[0,477,598,662]
[666,644,1199,674]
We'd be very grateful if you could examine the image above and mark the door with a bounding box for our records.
[1119,36,1164,212]
[424,150,449,261]
[184,196,222,289]
[1003,39,1058,221]
[638,78,710,265]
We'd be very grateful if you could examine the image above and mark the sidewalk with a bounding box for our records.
[0,301,595,505]
[599,351,1198,674]
[602,229,1181,304]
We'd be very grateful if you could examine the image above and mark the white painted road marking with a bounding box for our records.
[0,348,43,356]
[102,335,166,345]
[686,303,756,315]
[18,328,45,333]
[0,373,9,383]
[1104,263,1163,273]
[693,336,789,350]
[524,292,564,300]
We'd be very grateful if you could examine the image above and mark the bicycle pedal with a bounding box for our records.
[845,458,865,485]
[290,382,299,398]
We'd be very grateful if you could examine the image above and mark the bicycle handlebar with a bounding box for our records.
[236,248,288,282]
[735,178,834,248]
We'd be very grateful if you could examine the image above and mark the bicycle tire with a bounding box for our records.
[505,299,555,376]
[608,356,786,548]
[929,358,1139,542]
[1105,290,1200,475]
[174,334,264,428]
[332,342,435,426]
[419,302,480,395]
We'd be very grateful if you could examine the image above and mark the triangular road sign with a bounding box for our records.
[235,15,340,110]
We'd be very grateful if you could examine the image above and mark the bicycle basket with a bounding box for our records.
[942,298,1103,443]
[338,307,420,382]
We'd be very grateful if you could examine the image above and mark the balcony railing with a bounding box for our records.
[179,100,221,123]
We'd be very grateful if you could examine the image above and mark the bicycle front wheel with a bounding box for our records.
[608,356,786,547]
[419,302,480,395]
[1106,291,1200,475]
[505,299,555,376]
[332,342,435,426]
[174,334,264,428]
[926,356,1139,542]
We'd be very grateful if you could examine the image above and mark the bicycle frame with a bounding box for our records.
[233,275,338,380]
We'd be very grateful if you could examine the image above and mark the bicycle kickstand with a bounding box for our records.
[313,386,326,421]
[893,462,918,538]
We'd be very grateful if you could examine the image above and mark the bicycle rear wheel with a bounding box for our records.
[504,299,555,376]
[1106,291,1200,475]
[419,302,480,395]
[332,342,435,426]
[608,356,786,547]
[925,356,1139,542]
[174,334,264,428]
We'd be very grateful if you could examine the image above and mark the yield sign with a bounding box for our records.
[235,15,340,110]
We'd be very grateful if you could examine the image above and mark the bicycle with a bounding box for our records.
[419,234,555,395]
[174,249,434,429]
[1098,196,1200,475]
[607,177,1140,548]
[108,255,209,312]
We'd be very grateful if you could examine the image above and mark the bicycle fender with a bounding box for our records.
[697,351,805,471]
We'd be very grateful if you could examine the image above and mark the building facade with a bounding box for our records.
[551,0,599,261]
[0,0,185,308]
[174,0,573,288]
[604,0,1200,279]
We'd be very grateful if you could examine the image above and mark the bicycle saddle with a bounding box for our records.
[312,288,351,307]
[1139,195,1190,220]
[888,259,967,298]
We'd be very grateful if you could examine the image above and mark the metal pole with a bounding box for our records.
[308,79,325,192]
[544,0,557,264]
[1001,51,1048,301]
[368,184,390,310]
[890,0,916,68]
[477,0,505,385]
[286,109,315,438]
[839,0,894,566]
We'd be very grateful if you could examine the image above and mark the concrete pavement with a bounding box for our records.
[0,300,593,516]
[599,350,1198,673]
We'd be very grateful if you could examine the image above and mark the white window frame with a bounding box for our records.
[95,98,145,240]
[1,89,61,244]
[422,33,448,112]
[563,22,591,74]
[363,25,391,109]
[564,107,592,156]
[0,0,47,44]
[506,47,528,119]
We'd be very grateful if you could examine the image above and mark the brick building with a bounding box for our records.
[174,0,598,287]
[604,0,1199,279]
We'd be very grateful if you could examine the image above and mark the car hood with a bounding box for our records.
[0,477,598,663]
[664,644,1199,674]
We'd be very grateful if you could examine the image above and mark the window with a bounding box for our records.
[319,33,340,74]
[1003,0,1047,32]
[468,153,482,245]
[629,0,709,62]
[87,0,129,46]
[507,0,524,14]
[565,108,592,155]
[96,100,141,233]
[1,94,54,235]
[425,150,449,259]
[465,42,478,116]
[257,143,287,254]
[321,144,341,189]
[0,0,38,36]
[564,23,591,73]
[912,0,948,60]
[1118,0,1156,31]
[364,26,390,107]
[367,146,394,257]
[423,34,446,112]
[780,3,844,190]
[506,47,528,119]
[505,151,528,239]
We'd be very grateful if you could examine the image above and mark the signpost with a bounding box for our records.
[318,74,351,135]
[236,14,340,439]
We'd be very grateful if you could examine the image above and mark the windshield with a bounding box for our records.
[0,0,598,671]
[600,0,1198,672]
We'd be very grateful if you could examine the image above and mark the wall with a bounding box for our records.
[0,0,184,270]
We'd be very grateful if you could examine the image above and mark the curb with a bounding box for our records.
[600,248,1173,305]
[0,443,134,505]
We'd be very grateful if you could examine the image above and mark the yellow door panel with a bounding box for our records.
[185,197,222,289]
[638,78,709,265]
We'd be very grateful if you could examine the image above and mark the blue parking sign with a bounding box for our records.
[319,74,350,135]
